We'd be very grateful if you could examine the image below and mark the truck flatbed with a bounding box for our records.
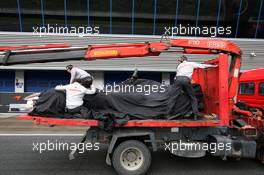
[17,115,221,127]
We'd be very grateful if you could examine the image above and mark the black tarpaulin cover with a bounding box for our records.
[29,89,66,118]
[84,79,192,120]
[29,79,196,130]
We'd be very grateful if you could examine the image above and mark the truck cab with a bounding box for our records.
[238,68,264,111]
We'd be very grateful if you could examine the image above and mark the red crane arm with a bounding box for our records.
[85,42,170,60]
[169,39,241,55]
[84,39,241,60]
[0,38,241,65]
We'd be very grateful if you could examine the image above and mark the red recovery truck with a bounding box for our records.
[1,38,264,175]
[238,68,264,112]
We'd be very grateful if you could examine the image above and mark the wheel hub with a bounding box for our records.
[126,151,137,162]
[120,147,144,171]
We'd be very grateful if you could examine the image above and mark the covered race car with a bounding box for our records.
[28,72,205,130]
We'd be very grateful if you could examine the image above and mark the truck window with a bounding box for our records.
[239,83,255,95]
[259,83,264,96]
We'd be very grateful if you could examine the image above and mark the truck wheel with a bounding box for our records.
[112,140,151,175]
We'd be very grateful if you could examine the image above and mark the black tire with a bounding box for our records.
[112,140,151,175]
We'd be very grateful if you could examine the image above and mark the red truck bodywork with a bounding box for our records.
[238,68,264,111]
[17,115,221,127]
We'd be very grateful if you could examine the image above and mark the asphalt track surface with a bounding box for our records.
[1,115,264,175]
